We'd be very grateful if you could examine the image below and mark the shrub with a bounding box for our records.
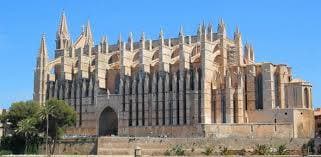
[302,139,315,155]
[221,147,232,155]
[238,148,246,156]
[0,149,12,155]
[164,144,185,156]
[164,149,171,156]
[191,147,195,152]
[202,146,214,156]
[172,144,185,156]
[253,144,271,155]
[275,144,288,155]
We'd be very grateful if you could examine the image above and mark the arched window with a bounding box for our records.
[304,88,310,108]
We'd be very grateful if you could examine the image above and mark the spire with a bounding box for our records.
[128,32,133,42]
[234,26,243,65]
[244,43,252,64]
[235,26,240,34]
[179,25,185,44]
[234,26,241,40]
[34,33,48,105]
[159,28,164,38]
[250,44,255,62]
[56,11,70,40]
[118,33,122,50]
[208,22,213,32]
[100,36,108,53]
[84,20,93,46]
[179,25,184,36]
[202,20,206,33]
[128,32,133,51]
[159,28,164,45]
[56,12,71,50]
[207,22,213,41]
[201,21,207,41]
[141,32,145,49]
[218,18,226,37]
[101,36,107,43]
[37,33,48,67]
[197,24,202,41]
[141,32,145,41]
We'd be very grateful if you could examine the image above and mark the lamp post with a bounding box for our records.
[274,106,280,132]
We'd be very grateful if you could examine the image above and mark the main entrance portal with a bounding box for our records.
[98,107,118,136]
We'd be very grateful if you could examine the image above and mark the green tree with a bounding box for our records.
[0,101,41,154]
[42,99,76,154]
[2,101,40,129]
[1,99,76,155]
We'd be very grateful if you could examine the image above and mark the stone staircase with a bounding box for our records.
[97,136,170,155]
[97,136,311,156]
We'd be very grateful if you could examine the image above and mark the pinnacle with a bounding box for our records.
[57,11,70,39]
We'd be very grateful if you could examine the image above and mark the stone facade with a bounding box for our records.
[314,108,321,136]
[33,12,314,138]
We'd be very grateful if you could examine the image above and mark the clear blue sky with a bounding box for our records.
[0,0,320,109]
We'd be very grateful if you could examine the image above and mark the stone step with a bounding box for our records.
[98,142,169,148]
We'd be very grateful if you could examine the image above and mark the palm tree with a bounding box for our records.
[38,104,55,155]
[16,118,38,153]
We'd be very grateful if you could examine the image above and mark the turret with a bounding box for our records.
[217,18,226,38]
[100,36,108,53]
[244,43,255,64]
[218,18,227,75]
[34,34,48,105]
[234,26,243,65]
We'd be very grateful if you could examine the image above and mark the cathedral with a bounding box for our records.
[34,12,314,138]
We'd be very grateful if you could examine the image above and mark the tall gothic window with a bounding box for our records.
[274,72,280,108]
[304,88,310,108]
[142,76,145,126]
[129,78,133,126]
[114,74,120,94]
[244,75,248,110]
[255,73,263,109]
[162,74,166,125]
[233,93,237,123]
[222,92,226,123]
[136,76,139,126]
[183,71,187,124]
[176,71,180,125]
[198,68,202,123]
[190,69,194,90]
[156,72,159,125]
